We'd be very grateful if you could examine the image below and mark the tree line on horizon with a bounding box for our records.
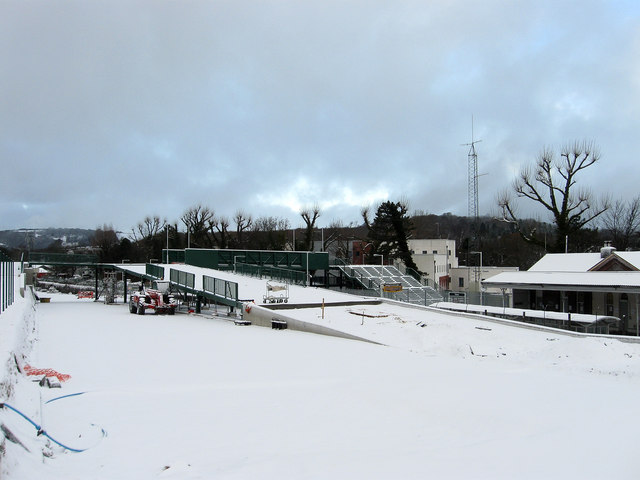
[3,141,639,272]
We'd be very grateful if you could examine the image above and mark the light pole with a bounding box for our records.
[470,251,483,305]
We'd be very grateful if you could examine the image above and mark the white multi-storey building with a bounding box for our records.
[401,239,457,289]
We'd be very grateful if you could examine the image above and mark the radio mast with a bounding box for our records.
[462,116,481,219]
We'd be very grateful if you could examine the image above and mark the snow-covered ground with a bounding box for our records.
[2,273,640,479]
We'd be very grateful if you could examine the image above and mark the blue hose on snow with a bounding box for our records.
[45,391,87,404]
[0,401,103,453]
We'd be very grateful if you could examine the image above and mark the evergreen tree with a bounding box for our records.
[364,201,420,277]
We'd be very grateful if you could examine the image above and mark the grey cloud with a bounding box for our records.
[1,1,639,231]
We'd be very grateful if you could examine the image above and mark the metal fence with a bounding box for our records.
[203,275,238,302]
[445,291,508,308]
[227,263,307,285]
[28,252,98,264]
[170,268,195,290]
[146,263,165,279]
[1,252,15,315]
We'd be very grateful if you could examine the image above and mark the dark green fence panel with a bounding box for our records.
[170,268,195,290]
[146,263,165,279]
[185,249,329,271]
[1,252,15,315]
[163,249,185,264]
[233,263,306,285]
[203,275,238,302]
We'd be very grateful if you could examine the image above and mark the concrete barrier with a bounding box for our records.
[241,302,382,345]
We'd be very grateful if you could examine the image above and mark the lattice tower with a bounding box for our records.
[462,119,481,219]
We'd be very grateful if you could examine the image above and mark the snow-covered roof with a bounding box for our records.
[615,251,640,268]
[528,253,602,272]
[483,270,640,292]
[529,251,640,272]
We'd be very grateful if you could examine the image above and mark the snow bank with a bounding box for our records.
[0,275,40,477]
[0,277,36,401]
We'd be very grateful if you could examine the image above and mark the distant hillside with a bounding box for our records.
[0,228,95,250]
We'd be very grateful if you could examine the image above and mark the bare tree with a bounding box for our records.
[300,204,321,251]
[91,224,119,262]
[131,215,167,261]
[181,205,215,248]
[234,210,253,248]
[361,206,371,229]
[133,216,167,242]
[600,196,640,250]
[322,219,352,261]
[249,216,290,250]
[209,215,230,249]
[498,141,609,252]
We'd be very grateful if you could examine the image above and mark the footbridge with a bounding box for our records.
[115,263,243,312]
[26,253,243,312]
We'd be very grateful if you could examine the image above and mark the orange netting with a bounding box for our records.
[24,365,71,382]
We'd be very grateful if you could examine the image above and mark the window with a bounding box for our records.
[433,250,438,254]
[606,292,614,316]
[458,277,464,288]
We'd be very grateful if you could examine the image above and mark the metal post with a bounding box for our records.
[637,295,640,336]
[470,251,483,305]
[94,266,99,301]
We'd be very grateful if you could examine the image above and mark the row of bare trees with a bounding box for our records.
[88,140,640,266]
[99,203,358,263]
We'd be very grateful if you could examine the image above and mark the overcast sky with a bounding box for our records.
[1,0,639,233]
